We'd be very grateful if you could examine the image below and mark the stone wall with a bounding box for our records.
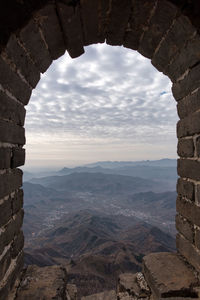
[0,0,200,298]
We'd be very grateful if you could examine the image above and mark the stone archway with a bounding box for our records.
[0,0,200,298]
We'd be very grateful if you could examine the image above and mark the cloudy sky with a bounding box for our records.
[24,43,178,170]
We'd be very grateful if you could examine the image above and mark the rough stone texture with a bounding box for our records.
[177,158,200,181]
[15,265,68,300]
[177,89,200,119]
[172,63,200,101]
[118,272,150,298]
[106,0,131,46]
[0,169,23,200]
[177,138,194,157]
[196,184,200,206]
[0,197,12,228]
[176,178,194,201]
[11,148,25,168]
[139,0,177,59]
[177,233,200,272]
[80,0,104,45]
[143,252,198,299]
[0,90,26,126]
[0,248,12,283]
[12,189,24,216]
[0,56,31,105]
[19,19,52,73]
[11,230,24,259]
[5,34,40,88]
[152,15,196,74]
[177,111,200,138]
[176,196,200,227]
[34,3,66,60]
[57,2,84,58]
[0,209,24,256]
[123,0,155,51]
[176,214,194,243]
[81,290,116,300]
[0,120,25,145]
[0,148,11,170]
[195,228,200,251]
[66,283,77,300]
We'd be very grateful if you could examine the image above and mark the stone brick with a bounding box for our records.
[195,184,200,206]
[0,197,12,228]
[177,233,200,272]
[139,0,177,58]
[57,2,84,58]
[172,63,200,101]
[124,0,155,51]
[106,0,131,46]
[11,231,24,259]
[177,111,200,138]
[12,189,23,215]
[0,120,25,145]
[0,90,26,126]
[81,0,104,45]
[167,36,200,82]
[19,19,52,73]
[195,228,200,251]
[176,214,194,243]
[196,136,200,157]
[0,209,24,256]
[11,148,25,168]
[143,252,198,299]
[34,4,65,60]
[0,169,23,200]
[152,15,196,74]
[177,89,200,119]
[177,138,194,157]
[0,148,11,170]
[0,248,11,283]
[5,35,40,88]
[0,56,31,105]
[176,178,194,201]
[176,196,200,227]
[178,158,200,181]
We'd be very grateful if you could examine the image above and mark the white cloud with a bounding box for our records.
[25,43,178,168]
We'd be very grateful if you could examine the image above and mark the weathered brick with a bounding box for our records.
[0,169,23,200]
[0,90,26,126]
[176,196,200,227]
[177,111,200,138]
[12,189,23,215]
[177,89,200,119]
[152,15,196,74]
[172,63,200,101]
[176,178,194,201]
[0,197,12,228]
[0,120,25,145]
[5,35,40,88]
[106,0,131,46]
[57,2,84,58]
[0,209,24,256]
[81,0,104,45]
[19,19,52,73]
[35,4,65,60]
[176,214,194,243]
[11,148,25,168]
[11,231,24,259]
[196,136,200,157]
[124,0,155,51]
[177,233,200,272]
[139,0,177,58]
[178,158,200,181]
[177,138,194,157]
[0,148,11,170]
[0,56,31,105]
[0,248,11,283]
[167,36,200,82]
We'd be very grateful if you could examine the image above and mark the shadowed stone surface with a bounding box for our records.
[81,290,116,300]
